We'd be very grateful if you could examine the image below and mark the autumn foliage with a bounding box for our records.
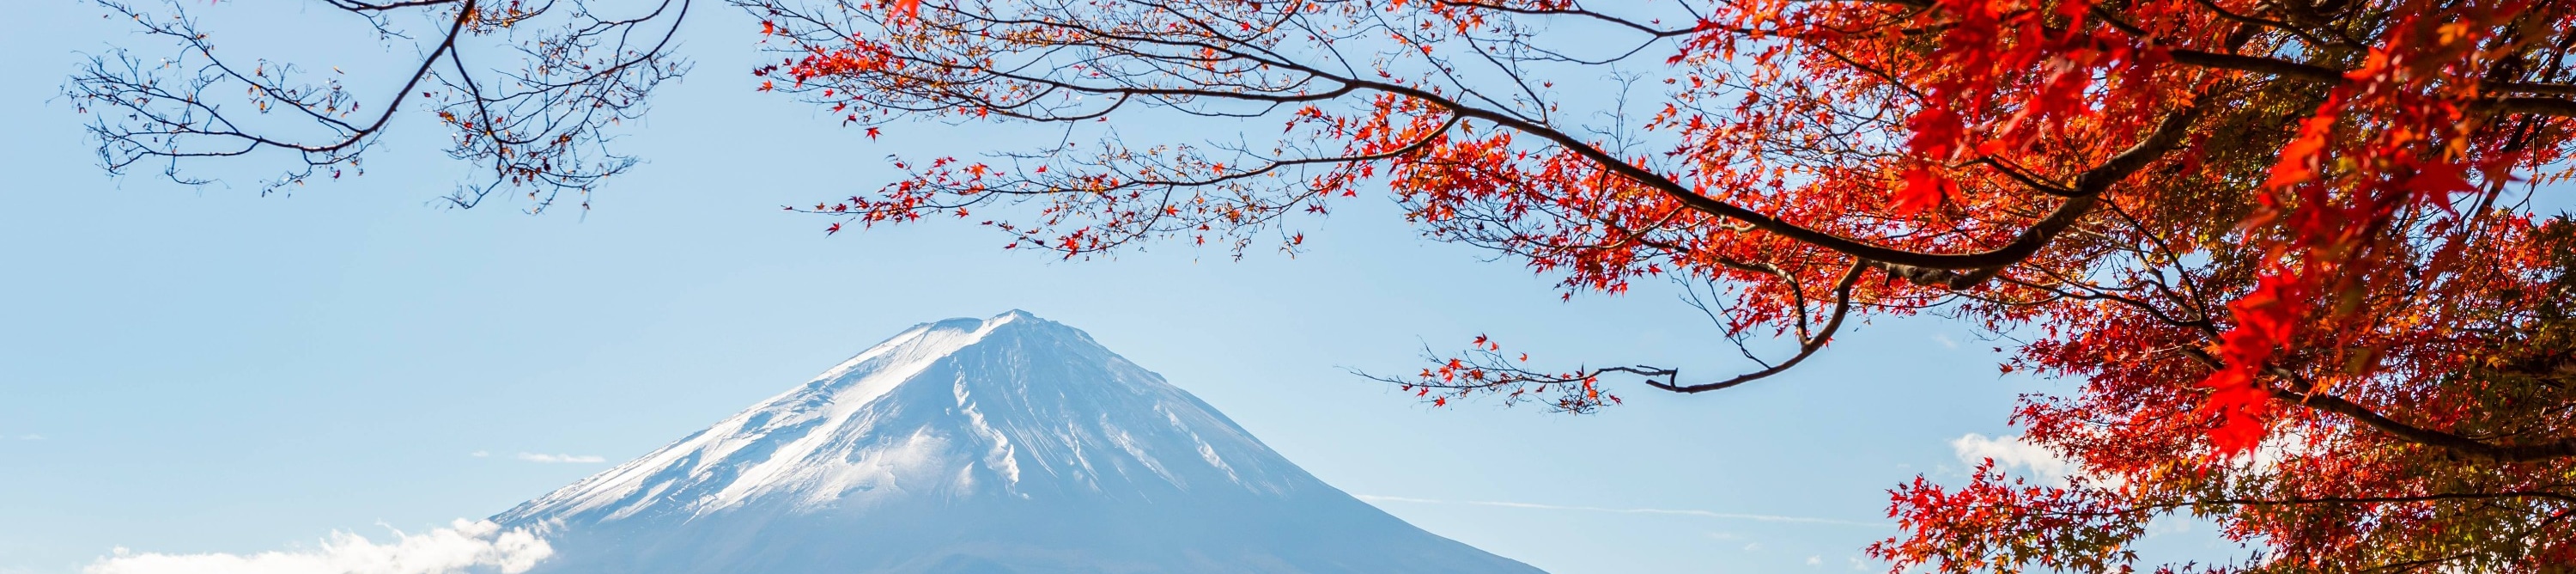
[760,0,2576,569]
[76,0,2576,571]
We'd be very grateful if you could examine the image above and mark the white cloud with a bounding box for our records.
[2147,516,2194,537]
[10,434,40,441]
[1950,433,2076,484]
[86,519,550,574]
[470,451,489,458]
[1354,495,1880,527]
[513,453,605,464]
[2244,429,2318,472]
[1807,556,1823,566]
[1743,542,1762,552]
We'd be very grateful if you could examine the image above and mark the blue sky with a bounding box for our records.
[0,3,2231,573]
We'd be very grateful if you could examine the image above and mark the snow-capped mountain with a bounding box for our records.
[495,310,1545,573]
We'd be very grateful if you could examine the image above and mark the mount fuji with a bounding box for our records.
[492,310,1546,573]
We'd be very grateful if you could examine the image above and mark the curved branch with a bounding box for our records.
[1648,260,1870,394]
[1365,78,2200,278]
[2267,381,2576,462]
[2169,48,2576,117]
[2180,347,2576,462]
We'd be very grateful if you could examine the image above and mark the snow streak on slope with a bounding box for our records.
[494,310,1533,574]
[508,314,1018,522]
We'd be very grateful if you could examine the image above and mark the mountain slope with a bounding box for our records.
[495,310,1545,574]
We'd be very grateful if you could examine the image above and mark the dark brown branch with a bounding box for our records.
[1360,76,2191,277]
[1868,106,2204,289]
[1358,261,1867,409]
[2168,48,2342,82]
[2266,381,2576,462]
[1646,260,1870,394]
[2178,347,2576,462]
[2169,48,2576,117]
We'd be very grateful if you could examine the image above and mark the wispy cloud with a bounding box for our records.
[11,434,41,441]
[513,453,605,464]
[1355,495,1881,527]
[1952,433,2076,483]
[85,519,550,574]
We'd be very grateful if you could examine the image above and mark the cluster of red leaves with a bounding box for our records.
[2200,3,2534,456]
[1886,0,2172,214]
[1872,461,2150,574]
[1392,334,1623,412]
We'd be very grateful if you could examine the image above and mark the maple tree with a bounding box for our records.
[71,0,2576,571]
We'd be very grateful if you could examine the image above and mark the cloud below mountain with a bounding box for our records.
[86,520,550,574]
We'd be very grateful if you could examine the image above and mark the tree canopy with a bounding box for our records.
[69,0,2576,571]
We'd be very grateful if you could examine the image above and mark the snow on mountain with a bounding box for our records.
[495,310,1546,573]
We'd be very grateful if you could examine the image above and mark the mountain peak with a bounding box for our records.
[495,313,1546,574]
[498,310,1276,523]
[802,309,1068,393]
